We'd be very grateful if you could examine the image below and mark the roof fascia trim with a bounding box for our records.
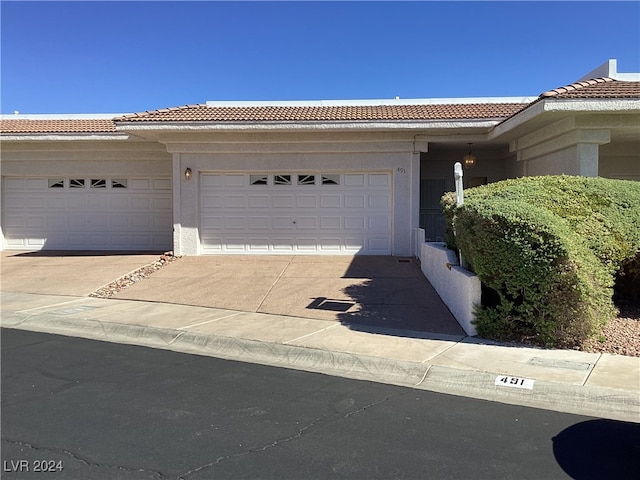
[115,119,503,133]
[0,133,130,141]
[489,97,640,140]
[488,101,546,140]
[538,98,640,113]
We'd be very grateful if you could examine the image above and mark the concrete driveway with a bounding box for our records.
[1,252,464,335]
[0,251,163,296]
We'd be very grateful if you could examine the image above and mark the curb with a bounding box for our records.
[3,312,639,423]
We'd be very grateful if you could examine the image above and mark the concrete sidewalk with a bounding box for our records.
[2,290,639,423]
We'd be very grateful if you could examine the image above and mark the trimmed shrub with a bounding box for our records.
[441,176,640,348]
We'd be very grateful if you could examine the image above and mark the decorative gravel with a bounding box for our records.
[89,252,180,298]
[582,304,640,358]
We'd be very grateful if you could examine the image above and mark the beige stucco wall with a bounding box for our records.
[0,140,172,176]
[599,140,640,180]
[164,131,422,256]
[521,143,600,177]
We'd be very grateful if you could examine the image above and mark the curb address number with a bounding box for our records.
[495,375,535,390]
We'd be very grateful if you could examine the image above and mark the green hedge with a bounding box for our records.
[441,176,640,348]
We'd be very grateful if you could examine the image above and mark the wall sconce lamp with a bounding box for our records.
[463,143,477,169]
[184,168,192,180]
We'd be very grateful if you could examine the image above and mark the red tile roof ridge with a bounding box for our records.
[539,77,616,98]
[119,104,208,119]
[114,102,528,123]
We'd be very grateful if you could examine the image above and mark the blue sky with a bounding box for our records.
[1,1,639,114]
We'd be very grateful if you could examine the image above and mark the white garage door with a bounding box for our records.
[2,177,172,251]
[200,172,392,254]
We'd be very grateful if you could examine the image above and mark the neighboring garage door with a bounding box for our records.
[2,177,172,250]
[200,172,392,255]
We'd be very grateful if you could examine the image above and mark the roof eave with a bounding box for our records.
[538,97,640,113]
[489,97,640,140]
[115,118,506,133]
[0,132,129,141]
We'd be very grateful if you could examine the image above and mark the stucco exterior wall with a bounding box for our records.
[165,131,420,256]
[522,143,600,177]
[0,140,172,176]
[599,140,640,180]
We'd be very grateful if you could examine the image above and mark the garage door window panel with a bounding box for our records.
[250,175,268,186]
[321,174,340,185]
[297,175,315,185]
[274,175,292,185]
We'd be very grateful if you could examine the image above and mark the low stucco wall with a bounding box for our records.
[418,241,480,336]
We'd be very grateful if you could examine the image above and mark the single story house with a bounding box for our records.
[1,60,638,256]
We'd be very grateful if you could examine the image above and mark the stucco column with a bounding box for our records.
[574,143,600,176]
[410,151,421,256]
[515,129,610,177]
[171,154,183,255]
[0,177,3,252]
[172,154,200,256]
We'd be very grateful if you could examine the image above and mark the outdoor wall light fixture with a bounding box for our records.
[463,143,477,169]
[184,168,192,180]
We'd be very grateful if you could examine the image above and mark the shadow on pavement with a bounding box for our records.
[552,419,640,479]
[331,257,466,337]
[9,250,165,257]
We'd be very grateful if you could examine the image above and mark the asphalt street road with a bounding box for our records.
[2,328,639,480]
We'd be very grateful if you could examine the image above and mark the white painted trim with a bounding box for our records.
[541,98,640,113]
[0,134,130,141]
[489,98,640,141]
[116,120,502,132]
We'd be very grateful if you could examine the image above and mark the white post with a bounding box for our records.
[453,162,465,268]
[454,162,464,207]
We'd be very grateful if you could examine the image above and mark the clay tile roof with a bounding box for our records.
[114,103,528,123]
[0,119,117,134]
[539,77,640,99]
